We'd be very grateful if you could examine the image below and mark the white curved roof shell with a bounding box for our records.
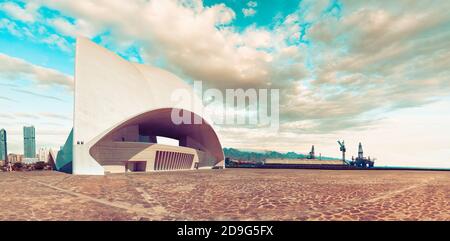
[73,37,222,175]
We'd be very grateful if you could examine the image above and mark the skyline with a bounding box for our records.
[0,126,40,157]
[1,0,450,168]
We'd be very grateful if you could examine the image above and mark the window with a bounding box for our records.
[156,136,179,146]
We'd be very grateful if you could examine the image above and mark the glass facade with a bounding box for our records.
[23,126,36,158]
[0,129,6,161]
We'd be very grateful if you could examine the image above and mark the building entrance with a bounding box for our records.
[126,161,147,172]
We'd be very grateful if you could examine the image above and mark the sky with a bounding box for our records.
[0,0,449,168]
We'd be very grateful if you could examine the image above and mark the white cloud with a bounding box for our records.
[48,17,97,38]
[0,2,75,52]
[247,1,257,8]
[32,0,450,133]
[0,1,38,22]
[0,53,73,90]
[0,18,23,37]
[291,2,450,132]
[242,8,256,17]
[41,33,72,52]
[35,0,307,90]
[242,1,257,17]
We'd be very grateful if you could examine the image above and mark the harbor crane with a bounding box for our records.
[337,140,346,164]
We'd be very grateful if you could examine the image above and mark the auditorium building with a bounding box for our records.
[56,37,224,175]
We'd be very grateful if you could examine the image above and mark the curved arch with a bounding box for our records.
[89,108,224,169]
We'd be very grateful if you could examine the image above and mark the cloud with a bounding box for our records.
[0,2,73,52]
[0,82,19,88]
[0,53,73,90]
[35,0,306,90]
[39,112,71,120]
[41,33,72,52]
[48,17,97,38]
[247,1,257,8]
[9,0,450,139]
[0,96,16,102]
[242,1,257,17]
[242,8,256,17]
[0,1,38,22]
[14,112,40,119]
[0,18,23,37]
[12,89,66,102]
[0,113,15,119]
[284,1,450,132]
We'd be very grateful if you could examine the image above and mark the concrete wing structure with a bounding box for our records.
[57,37,224,175]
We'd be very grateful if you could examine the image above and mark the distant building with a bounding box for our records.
[23,158,39,164]
[38,147,50,162]
[23,126,36,158]
[0,129,7,161]
[8,153,23,164]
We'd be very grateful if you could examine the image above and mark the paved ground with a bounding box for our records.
[0,169,448,220]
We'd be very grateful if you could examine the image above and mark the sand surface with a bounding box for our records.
[0,169,448,220]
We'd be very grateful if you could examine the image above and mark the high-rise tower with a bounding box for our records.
[23,126,36,158]
[0,129,7,161]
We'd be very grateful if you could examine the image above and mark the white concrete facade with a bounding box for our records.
[72,37,223,175]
